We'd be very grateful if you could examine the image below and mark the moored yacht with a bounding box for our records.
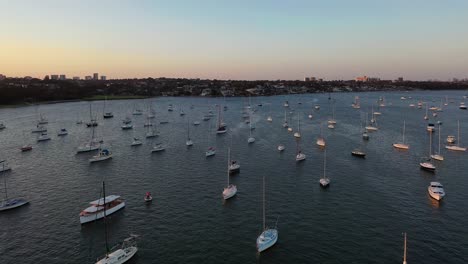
[37,132,51,142]
[131,138,142,146]
[205,147,216,157]
[277,144,285,151]
[57,128,68,136]
[79,195,125,224]
[151,143,166,152]
[256,176,278,253]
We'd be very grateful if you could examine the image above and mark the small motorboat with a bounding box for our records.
[446,135,456,143]
[151,143,166,153]
[103,112,113,119]
[277,144,285,151]
[420,159,436,172]
[131,138,142,146]
[316,138,326,147]
[205,147,216,157]
[314,105,320,110]
[193,121,201,126]
[327,124,335,129]
[21,144,33,152]
[308,114,313,119]
[57,128,68,136]
[351,150,366,158]
[267,116,272,122]
[428,182,445,201]
[228,160,240,174]
[121,123,133,130]
[186,139,193,146]
[144,192,153,202]
[37,132,51,142]
[248,137,255,144]
[296,151,306,161]
[362,131,370,140]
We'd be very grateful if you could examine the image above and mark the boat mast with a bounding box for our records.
[2,162,7,201]
[227,148,230,186]
[457,120,460,147]
[262,176,265,231]
[102,181,110,257]
[402,121,406,144]
[438,123,441,154]
[403,232,407,264]
[323,149,327,179]
[429,131,432,157]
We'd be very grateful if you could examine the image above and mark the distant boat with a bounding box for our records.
[277,144,285,151]
[327,99,337,125]
[447,135,456,144]
[93,181,137,264]
[319,149,330,187]
[222,148,237,200]
[352,96,360,109]
[103,96,114,119]
[144,192,152,202]
[282,110,288,128]
[186,120,193,146]
[77,124,101,153]
[37,132,51,142]
[216,106,227,134]
[294,114,302,138]
[393,121,409,150]
[0,122,5,130]
[314,105,320,110]
[248,117,255,144]
[205,146,216,157]
[32,124,47,133]
[428,182,445,201]
[86,103,99,127]
[365,111,378,131]
[459,103,467,110]
[57,128,68,136]
[131,138,142,146]
[316,122,326,147]
[256,176,278,253]
[151,143,166,153]
[424,104,429,120]
[445,120,466,151]
[193,121,201,126]
[426,123,435,132]
[351,149,366,158]
[0,160,29,212]
[122,117,133,130]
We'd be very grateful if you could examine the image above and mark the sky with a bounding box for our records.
[1,0,467,80]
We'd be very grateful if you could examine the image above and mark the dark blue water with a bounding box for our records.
[0,91,467,263]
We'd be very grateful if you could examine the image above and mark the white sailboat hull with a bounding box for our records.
[96,246,138,264]
[257,229,278,252]
[445,145,466,151]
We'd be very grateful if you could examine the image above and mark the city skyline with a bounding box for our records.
[1,0,468,80]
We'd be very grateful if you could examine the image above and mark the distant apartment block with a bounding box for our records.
[51,74,59,80]
[59,74,66,80]
[397,77,404,82]
[100,76,106,81]
[93,73,99,80]
[304,77,310,82]
[85,76,92,80]
[355,76,368,82]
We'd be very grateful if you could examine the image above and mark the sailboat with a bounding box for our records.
[94,182,138,264]
[428,182,445,201]
[256,176,278,252]
[20,131,33,151]
[77,123,101,153]
[89,146,113,163]
[445,120,466,151]
[295,137,306,161]
[431,123,444,160]
[248,120,255,143]
[103,96,114,119]
[205,119,216,157]
[222,148,237,200]
[0,161,29,211]
[316,122,326,147]
[86,103,99,127]
[393,121,409,149]
[282,110,288,128]
[216,105,227,134]
[186,120,193,146]
[319,149,330,187]
[402,233,407,264]
[424,104,429,120]
[327,99,337,125]
[294,114,301,138]
[419,132,436,172]
[131,138,142,146]
[352,96,360,109]
[145,119,158,138]
[365,110,378,131]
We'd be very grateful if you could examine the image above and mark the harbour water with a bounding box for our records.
[0,91,467,263]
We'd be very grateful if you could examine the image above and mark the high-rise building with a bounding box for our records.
[51,74,59,80]
[397,77,404,82]
[59,74,66,80]
[93,73,99,80]
[304,77,310,82]
[85,76,92,80]
[100,76,106,81]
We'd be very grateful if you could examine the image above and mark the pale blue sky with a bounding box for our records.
[1,0,467,80]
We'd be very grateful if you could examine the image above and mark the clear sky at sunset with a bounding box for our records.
[1,0,467,80]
